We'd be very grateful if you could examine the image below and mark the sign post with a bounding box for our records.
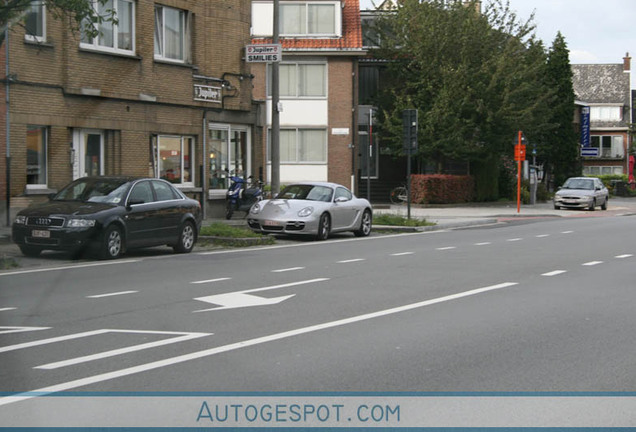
[514,131,527,213]
[402,109,418,219]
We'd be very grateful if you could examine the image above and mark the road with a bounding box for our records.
[1,211,636,425]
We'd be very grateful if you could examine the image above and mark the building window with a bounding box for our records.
[583,166,623,176]
[590,106,622,121]
[81,0,135,54]
[153,135,195,185]
[154,5,191,63]
[24,1,46,42]
[26,125,48,188]
[280,2,338,36]
[590,135,624,158]
[269,129,327,163]
[268,63,327,98]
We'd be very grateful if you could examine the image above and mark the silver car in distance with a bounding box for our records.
[247,182,373,240]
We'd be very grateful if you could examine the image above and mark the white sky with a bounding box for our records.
[359,0,636,67]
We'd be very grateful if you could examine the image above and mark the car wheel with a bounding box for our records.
[601,196,608,210]
[588,199,596,211]
[354,209,372,237]
[174,221,196,254]
[100,225,123,260]
[19,245,42,257]
[315,213,331,241]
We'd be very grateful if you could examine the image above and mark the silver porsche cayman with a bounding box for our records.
[247,182,373,240]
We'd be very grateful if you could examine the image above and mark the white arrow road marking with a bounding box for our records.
[0,282,518,407]
[193,278,329,313]
[0,326,50,335]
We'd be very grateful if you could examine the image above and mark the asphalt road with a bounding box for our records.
[2,212,636,425]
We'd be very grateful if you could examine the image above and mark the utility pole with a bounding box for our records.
[270,0,280,197]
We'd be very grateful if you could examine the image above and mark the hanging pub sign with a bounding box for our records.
[194,84,222,103]
[580,106,590,148]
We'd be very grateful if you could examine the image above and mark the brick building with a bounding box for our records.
[250,0,366,190]
[1,0,259,224]
[572,54,632,176]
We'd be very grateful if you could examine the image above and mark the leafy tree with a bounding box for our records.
[539,32,581,188]
[1,0,115,45]
[373,0,554,189]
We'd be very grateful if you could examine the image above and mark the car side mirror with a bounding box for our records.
[127,198,145,208]
[335,196,348,203]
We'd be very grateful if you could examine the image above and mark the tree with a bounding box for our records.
[1,0,115,45]
[540,32,581,188]
[373,0,553,188]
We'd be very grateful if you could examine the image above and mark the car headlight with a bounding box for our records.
[298,206,314,217]
[14,215,27,225]
[67,219,96,228]
[250,203,261,214]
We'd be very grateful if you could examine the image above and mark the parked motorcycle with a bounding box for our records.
[226,176,264,219]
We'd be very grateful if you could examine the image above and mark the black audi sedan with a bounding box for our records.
[12,176,202,259]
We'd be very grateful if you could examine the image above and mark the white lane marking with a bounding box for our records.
[436,247,456,251]
[391,252,414,256]
[582,261,603,267]
[0,259,142,277]
[0,282,518,407]
[561,231,574,234]
[616,254,633,259]
[337,259,365,263]
[272,267,305,273]
[35,331,211,370]
[86,291,138,299]
[191,277,231,285]
[542,270,567,277]
[536,234,550,238]
[474,242,491,246]
[0,326,50,335]
[507,238,522,242]
[0,308,17,312]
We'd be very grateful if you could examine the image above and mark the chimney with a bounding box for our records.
[624,52,631,72]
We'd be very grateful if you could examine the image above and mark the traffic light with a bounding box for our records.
[402,109,418,153]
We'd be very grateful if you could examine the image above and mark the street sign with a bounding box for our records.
[581,147,599,157]
[245,44,282,62]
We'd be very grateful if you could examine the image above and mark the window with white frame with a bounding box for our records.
[24,1,45,42]
[154,4,191,63]
[280,2,339,36]
[268,63,327,98]
[26,125,48,188]
[590,135,624,158]
[81,0,135,54]
[583,165,623,176]
[590,106,622,121]
[152,135,195,185]
[269,129,327,163]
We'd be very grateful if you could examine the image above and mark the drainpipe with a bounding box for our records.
[5,28,10,227]
[202,111,207,220]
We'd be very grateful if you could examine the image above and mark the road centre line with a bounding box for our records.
[391,252,414,256]
[507,238,522,242]
[0,326,50,335]
[616,254,633,259]
[86,291,138,299]
[536,234,550,238]
[474,242,491,246]
[337,259,365,263]
[436,247,456,251]
[0,308,16,312]
[582,261,603,266]
[0,281,518,407]
[0,259,142,277]
[35,332,211,370]
[272,267,305,273]
[561,231,574,234]
[191,277,231,285]
[542,270,567,277]
[0,329,202,354]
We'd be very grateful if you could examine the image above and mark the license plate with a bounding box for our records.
[263,220,281,226]
[32,230,50,238]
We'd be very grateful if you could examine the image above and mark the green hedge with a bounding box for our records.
[410,174,476,204]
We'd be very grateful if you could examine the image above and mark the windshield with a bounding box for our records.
[277,185,334,202]
[562,178,594,190]
[54,178,131,204]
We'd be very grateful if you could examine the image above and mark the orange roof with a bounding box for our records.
[252,0,363,52]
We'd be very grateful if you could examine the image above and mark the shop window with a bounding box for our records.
[153,135,195,186]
